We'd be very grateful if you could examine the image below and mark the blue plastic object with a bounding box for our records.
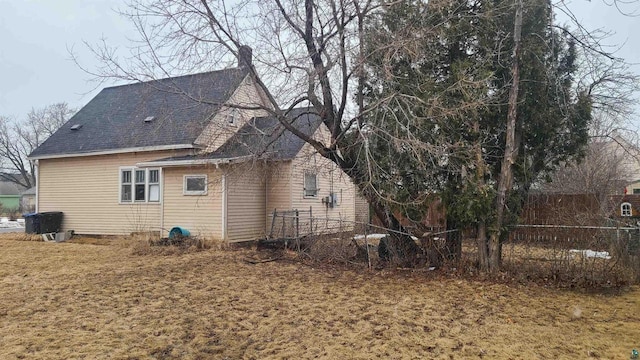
[169,226,191,239]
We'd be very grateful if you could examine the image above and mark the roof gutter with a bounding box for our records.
[136,155,255,168]
[28,144,199,160]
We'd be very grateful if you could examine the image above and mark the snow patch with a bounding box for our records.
[353,233,419,241]
[0,219,25,229]
[569,249,612,260]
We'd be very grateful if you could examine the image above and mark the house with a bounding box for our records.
[0,174,25,214]
[20,187,36,214]
[608,194,640,223]
[597,136,640,195]
[29,50,368,241]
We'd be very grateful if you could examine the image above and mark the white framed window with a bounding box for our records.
[226,108,240,126]
[148,169,160,202]
[621,202,632,217]
[119,167,161,203]
[121,170,132,202]
[184,175,208,195]
[304,172,318,198]
[134,169,146,201]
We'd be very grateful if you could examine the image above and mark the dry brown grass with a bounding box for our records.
[0,233,639,359]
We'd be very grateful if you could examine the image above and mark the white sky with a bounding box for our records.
[0,0,638,122]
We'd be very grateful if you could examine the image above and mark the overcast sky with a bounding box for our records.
[0,0,638,122]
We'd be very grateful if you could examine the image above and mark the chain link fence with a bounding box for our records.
[262,209,640,285]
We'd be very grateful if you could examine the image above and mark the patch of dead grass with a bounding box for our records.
[0,234,638,359]
[0,232,43,242]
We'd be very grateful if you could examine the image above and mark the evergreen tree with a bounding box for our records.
[362,0,591,269]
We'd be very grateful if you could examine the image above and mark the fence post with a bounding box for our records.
[364,222,371,269]
[282,211,287,248]
[296,209,300,252]
[269,208,277,238]
[310,206,313,236]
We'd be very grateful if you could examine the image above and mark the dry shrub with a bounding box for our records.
[303,233,368,264]
[131,234,220,256]
[459,239,638,288]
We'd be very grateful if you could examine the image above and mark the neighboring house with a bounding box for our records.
[608,195,640,222]
[20,187,36,214]
[599,136,640,194]
[29,50,368,241]
[0,174,25,214]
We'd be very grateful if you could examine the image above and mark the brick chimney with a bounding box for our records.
[238,45,252,68]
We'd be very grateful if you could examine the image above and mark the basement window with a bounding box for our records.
[184,175,207,195]
[621,202,632,217]
[120,167,162,203]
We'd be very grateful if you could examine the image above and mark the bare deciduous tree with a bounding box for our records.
[0,103,75,188]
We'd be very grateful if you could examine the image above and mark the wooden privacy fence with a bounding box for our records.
[509,224,640,252]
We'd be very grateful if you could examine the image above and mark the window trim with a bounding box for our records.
[148,169,161,203]
[120,169,133,203]
[621,202,632,217]
[303,172,318,198]
[183,174,208,196]
[119,167,162,204]
[134,169,146,202]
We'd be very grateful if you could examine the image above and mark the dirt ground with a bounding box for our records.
[0,235,639,359]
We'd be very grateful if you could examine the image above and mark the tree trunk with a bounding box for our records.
[477,222,490,271]
[368,195,422,267]
[444,215,461,261]
[488,0,523,272]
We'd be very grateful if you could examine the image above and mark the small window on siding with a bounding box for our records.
[621,202,632,217]
[184,175,207,195]
[304,172,318,198]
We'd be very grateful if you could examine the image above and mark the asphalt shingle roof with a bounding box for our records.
[0,174,25,195]
[29,67,249,158]
[153,108,323,163]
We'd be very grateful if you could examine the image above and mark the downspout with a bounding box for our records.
[35,160,39,213]
[265,165,268,234]
[160,169,164,235]
[222,173,227,241]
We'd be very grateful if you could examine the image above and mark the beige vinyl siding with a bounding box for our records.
[290,142,357,233]
[264,124,359,235]
[265,161,292,232]
[195,75,271,151]
[225,163,266,242]
[38,150,190,235]
[162,166,223,239]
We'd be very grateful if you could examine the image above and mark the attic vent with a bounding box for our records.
[70,124,83,130]
[144,116,155,123]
